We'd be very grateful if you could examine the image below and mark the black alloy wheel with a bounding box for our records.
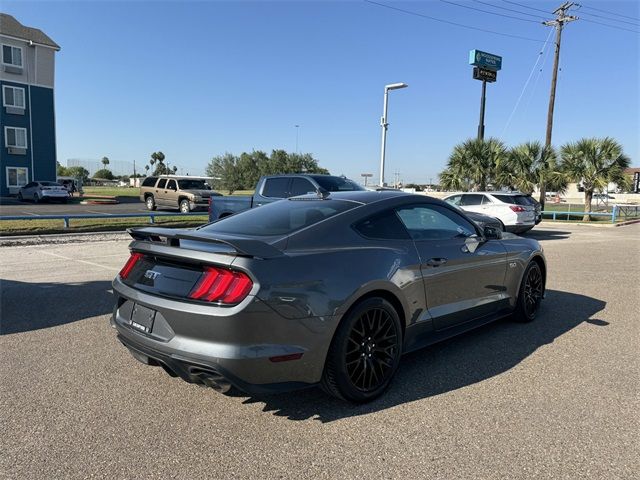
[514,261,543,322]
[322,297,402,402]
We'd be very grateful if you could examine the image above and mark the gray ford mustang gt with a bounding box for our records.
[111,190,545,402]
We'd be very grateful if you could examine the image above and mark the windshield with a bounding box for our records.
[201,199,357,236]
[493,194,530,206]
[312,176,364,192]
[178,179,211,190]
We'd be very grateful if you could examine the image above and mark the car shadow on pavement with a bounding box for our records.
[0,279,113,335]
[523,229,572,241]
[241,289,606,422]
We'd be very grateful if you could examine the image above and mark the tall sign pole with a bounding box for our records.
[469,50,501,141]
[540,2,577,208]
[379,83,408,187]
[478,80,487,140]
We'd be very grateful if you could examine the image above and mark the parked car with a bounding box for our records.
[140,176,222,213]
[593,193,616,202]
[520,195,542,225]
[112,191,546,403]
[443,192,537,233]
[209,174,364,220]
[17,181,69,203]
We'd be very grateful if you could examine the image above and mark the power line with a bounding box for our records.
[439,0,543,24]
[364,1,548,43]
[580,17,640,34]
[500,0,552,15]
[575,9,640,27]
[501,28,555,136]
[577,3,640,22]
[472,0,548,20]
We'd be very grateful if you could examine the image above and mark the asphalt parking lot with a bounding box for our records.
[0,196,151,216]
[1,223,638,479]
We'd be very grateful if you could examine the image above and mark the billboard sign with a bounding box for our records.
[469,49,502,71]
[473,67,497,82]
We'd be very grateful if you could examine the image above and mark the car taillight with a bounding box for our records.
[510,206,525,212]
[188,267,253,304]
[119,252,144,279]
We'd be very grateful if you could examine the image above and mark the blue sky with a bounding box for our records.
[5,0,639,183]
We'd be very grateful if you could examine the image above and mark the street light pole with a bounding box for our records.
[379,83,408,187]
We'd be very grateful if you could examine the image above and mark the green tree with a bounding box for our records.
[560,137,631,221]
[66,166,90,182]
[439,138,507,191]
[495,141,567,202]
[149,151,167,176]
[56,161,67,176]
[206,153,244,194]
[93,168,114,180]
[101,156,110,168]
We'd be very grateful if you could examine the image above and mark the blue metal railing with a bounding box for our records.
[542,205,619,223]
[0,212,208,229]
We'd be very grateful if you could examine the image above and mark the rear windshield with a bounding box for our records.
[201,199,357,236]
[493,194,530,206]
[312,176,364,192]
[178,179,210,190]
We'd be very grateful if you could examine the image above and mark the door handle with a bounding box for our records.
[426,258,448,267]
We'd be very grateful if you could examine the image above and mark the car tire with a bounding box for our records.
[146,195,157,211]
[513,261,544,323]
[17,192,23,201]
[33,193,39,204]
[179,199,191,214]
[321,297,402,403]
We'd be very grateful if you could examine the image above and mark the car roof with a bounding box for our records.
[290,190,435,205]
[446,191,527,196]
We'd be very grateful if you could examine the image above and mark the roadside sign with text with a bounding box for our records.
[469,49,502,71]
[473,67,497,83]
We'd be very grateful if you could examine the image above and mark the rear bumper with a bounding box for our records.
[116,331,312,394]
[111,277,335,394]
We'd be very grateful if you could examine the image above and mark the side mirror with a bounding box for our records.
[484,225,503,240]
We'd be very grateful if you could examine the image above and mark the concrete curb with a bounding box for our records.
[0,230,131,247]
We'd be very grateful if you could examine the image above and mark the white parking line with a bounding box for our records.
[39,250,120,272]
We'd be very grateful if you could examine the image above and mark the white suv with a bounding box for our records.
[443,192,536,233]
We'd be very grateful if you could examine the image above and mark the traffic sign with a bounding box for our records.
[469,49,502,71]
[473,67,497,83]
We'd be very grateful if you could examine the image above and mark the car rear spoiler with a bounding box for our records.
[127,227,284,259]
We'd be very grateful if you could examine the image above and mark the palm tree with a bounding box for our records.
[101,156,109,167]
[495,142,567,204]
[439,138,507,191]
[560,137,630,221]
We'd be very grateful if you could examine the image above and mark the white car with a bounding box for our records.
[443,192,536,233]
[17,181,69,203]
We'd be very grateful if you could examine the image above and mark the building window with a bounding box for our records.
[3,85,25,108]
[6,167,29,187]
[4,127,28,149]
[2,45,23,67]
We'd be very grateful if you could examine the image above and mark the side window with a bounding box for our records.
[156,179,167,189]
[354,210,411,240]
[142,177,157,187]
[396,204,477,240]
[460,194,483,206]
[445,195,462,206]
[166,180,177,190]
[289,178,315,197]
[261,178,290,198]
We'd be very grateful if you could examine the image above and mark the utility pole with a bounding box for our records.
[540,2,577,207]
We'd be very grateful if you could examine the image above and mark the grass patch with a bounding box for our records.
[82,186,140,198]
[0,215,209,236]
